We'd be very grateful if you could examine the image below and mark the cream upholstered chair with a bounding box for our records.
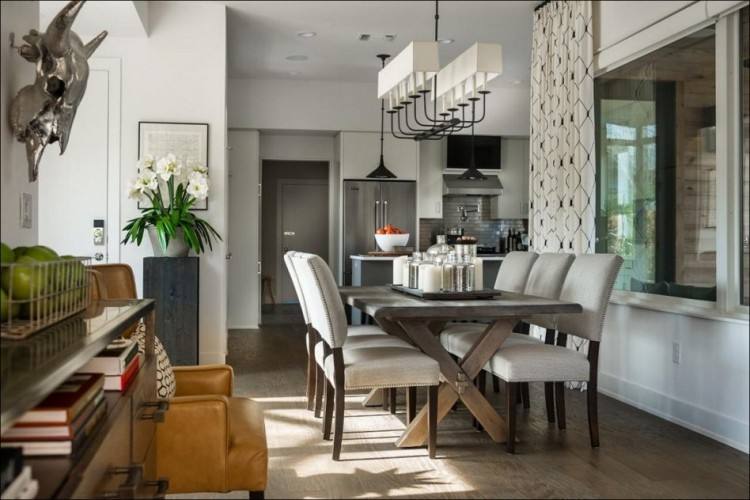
[441,253,575,415]
[292,252,440,460]
[283,252,412,416]
[486,254,623,453]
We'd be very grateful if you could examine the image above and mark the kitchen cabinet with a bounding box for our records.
[339,131,418,180]
[491,137,530,219]
[418,140,444,218]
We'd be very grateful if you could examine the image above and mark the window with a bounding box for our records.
[741,6,749,306]
[595,27,718,301]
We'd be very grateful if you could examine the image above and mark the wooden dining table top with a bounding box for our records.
[339,286,583,319]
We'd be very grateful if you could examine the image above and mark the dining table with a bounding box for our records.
[339,286,583,448]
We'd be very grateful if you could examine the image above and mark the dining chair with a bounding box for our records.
[441,253,574,421]
[486,254,623,453]
[283,252,412,416]
[292,252,440,460]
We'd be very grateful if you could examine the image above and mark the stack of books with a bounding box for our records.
[78,339,141,392]
[1,373,106,456]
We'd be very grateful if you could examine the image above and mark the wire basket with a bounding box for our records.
[1,257,92,339]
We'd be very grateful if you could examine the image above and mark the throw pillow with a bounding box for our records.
[132,321,177,399]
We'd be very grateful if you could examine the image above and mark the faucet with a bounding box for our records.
[457,205,478,223]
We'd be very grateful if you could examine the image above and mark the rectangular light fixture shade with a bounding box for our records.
[377,41,440,99]
[434,42,503,101]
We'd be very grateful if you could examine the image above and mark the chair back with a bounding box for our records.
[555,254,623,342]
[283,252,310,324]
[524,253,575,298]
[89,264,137,299]
[494,251,538,292]
[292,252,348,348]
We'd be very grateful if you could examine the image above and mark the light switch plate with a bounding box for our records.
[20,193,32,229]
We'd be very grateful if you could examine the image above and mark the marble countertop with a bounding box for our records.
[351,254,507,261]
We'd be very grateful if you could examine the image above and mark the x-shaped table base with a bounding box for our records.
[377,317,515,448]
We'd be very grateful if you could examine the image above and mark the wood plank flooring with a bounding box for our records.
[171,305,749,499]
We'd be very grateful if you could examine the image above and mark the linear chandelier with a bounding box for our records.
[376,0,503,142]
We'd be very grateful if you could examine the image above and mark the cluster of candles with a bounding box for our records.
[392,249,484,293]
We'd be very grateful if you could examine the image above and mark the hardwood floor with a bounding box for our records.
[173,305,750,499]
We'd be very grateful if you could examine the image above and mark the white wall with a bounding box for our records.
[0,1,39,247]
[593,1,749,452]
[227,130,260,329]
[97,2,228,364]
[229,78,530,136]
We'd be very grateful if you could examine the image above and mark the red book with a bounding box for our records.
[102,354,140,392]
[3,391,104,441]
[14,373,104,425]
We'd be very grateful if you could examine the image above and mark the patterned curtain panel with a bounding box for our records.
[528,0,595,388]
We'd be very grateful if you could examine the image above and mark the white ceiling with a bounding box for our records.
[224,1,536,85]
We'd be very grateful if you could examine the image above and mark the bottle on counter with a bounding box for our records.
[392,255,408,285]
[473,256,484,290]
[426,235,453,258]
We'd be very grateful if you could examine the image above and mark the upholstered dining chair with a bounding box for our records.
[484,254,623,453]
[283,252,415,418]
[441,252,574,426]
[292,252,441,460]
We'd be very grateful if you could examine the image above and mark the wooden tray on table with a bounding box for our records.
[390,285,502,300]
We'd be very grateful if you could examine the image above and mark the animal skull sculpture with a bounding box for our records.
[8,0,107,182]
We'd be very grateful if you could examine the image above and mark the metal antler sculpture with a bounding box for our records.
[8,0,107,182]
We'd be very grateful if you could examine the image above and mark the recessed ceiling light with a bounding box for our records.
[438,38,454,44]
[297,31,317,38]
[285,54,308,61]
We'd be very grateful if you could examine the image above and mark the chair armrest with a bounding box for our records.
[173,364,234,397]
[156,395,230,494]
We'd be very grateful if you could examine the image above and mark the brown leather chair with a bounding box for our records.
[91,264,268,498]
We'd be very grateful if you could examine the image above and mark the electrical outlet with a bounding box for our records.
[672,342,681,364]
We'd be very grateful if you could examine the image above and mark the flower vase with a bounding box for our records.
[148,227,190,257]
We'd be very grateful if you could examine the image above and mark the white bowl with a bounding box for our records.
[375,233,410,252]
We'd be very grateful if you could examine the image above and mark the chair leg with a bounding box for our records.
[587,381,600,447]
[544,382,555,423]
[383,388,390,412]
[492,374,500,393]
[406,387,417,424]
[249,491,264,500]
[428,385,438,458]
[473,373,486,430]
[322,380,334,440]
[314,365,324,418]
[332,384,345,460]
[506,382,518,453]
[306,350,316,412]
[389,387,397,415]
[521,382,530,410]
[554,382,566,430]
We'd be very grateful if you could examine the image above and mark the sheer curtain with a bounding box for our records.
[528,1,595,387]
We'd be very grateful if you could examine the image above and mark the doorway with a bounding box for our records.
[261,160,329,308]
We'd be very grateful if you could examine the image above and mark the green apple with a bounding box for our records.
[0,289,20,321]
[25,245,59,262]
[0,243,14,264]
[12,246,29,259]
[0,255,46,300]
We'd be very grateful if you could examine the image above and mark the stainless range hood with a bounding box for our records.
[443,174,503,197]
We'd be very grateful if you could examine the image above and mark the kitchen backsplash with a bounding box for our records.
[419,196,527,251]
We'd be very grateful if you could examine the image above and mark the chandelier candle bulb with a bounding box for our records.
[392,256,408,285]
[419,264,442,293]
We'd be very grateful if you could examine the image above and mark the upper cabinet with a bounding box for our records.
[418,140,444,218]
[339,131,418,180]
[490,137,530,219]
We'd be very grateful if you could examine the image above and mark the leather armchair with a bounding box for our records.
[91,264,268,498]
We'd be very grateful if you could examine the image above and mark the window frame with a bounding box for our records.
[594,7,749,319]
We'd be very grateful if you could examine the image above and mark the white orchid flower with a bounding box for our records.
[155,153,183,181]
[127,180,145,202]
[187,177,209,200]
[138,169,158,191]
[190,163,208,175]
[188,170,207,185]
[137,154,155,171]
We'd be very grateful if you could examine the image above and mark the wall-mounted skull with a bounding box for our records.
[8,0,107,182]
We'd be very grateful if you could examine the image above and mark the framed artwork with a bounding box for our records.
[138,121,209,210]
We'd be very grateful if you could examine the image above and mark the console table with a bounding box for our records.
[0,299,166,499]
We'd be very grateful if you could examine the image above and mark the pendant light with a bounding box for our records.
[366,54,398,179]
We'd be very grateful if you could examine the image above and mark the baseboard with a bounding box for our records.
[599,372,749,453]
[199,351,227,365]
[227,324,260,330]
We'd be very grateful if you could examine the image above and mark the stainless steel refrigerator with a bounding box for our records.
[343,180,416,285]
